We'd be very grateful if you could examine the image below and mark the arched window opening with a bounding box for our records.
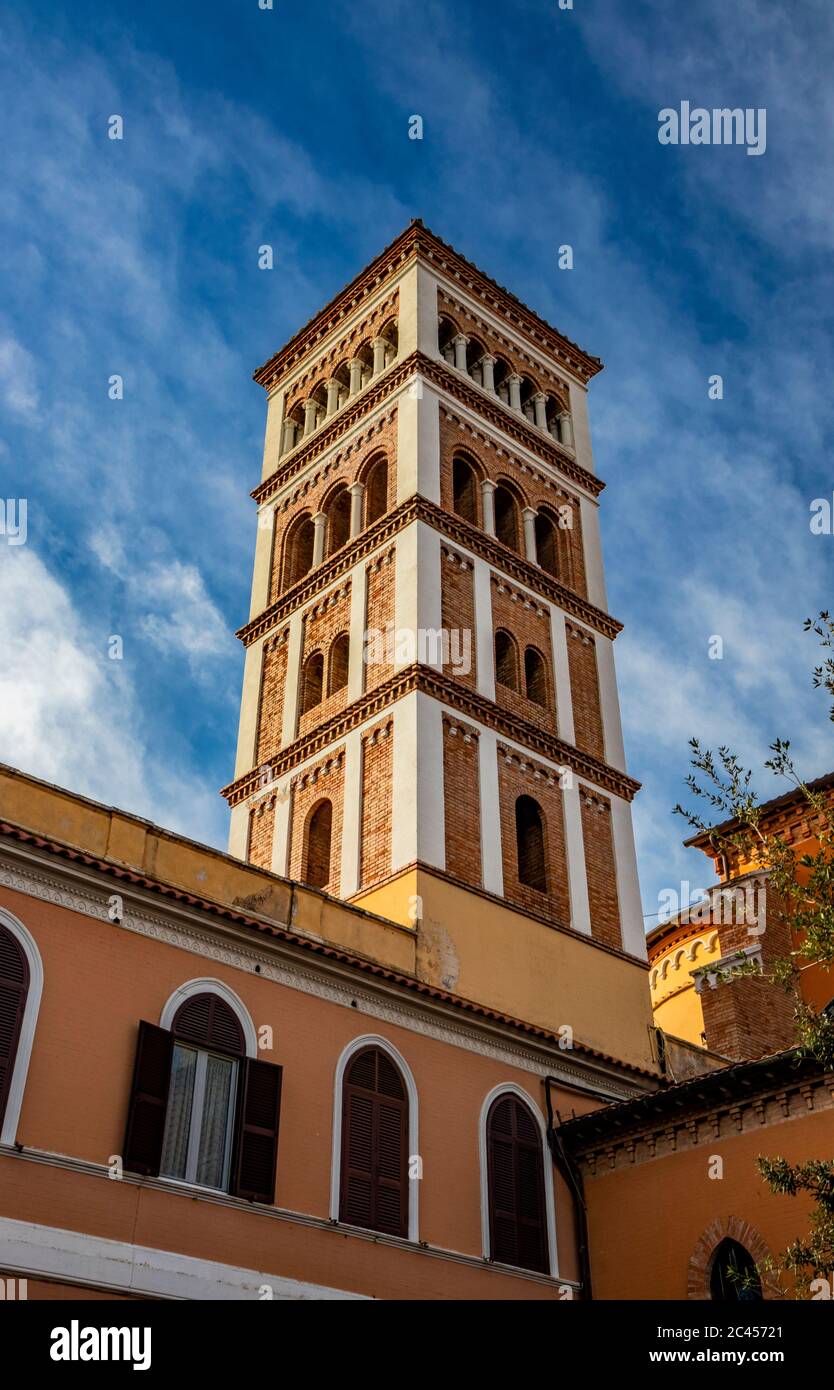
[325,486,351,557]
[328,633,350,695]
[535,513,559,578]
[300,651,324,714]
[486,1093,548,1274]
[304,799,333,890]
[379,320,399,368]
[466,337,487,384]
[365,458,388,526]
[494,486,520,552]
[282,515,315,591]
[340,1045,408,1237]
[438,317,458,365]
[0,925,29,1134]
[516,796,546,892]
[493,359,512,404]
[160,993,245,1192]
[524,647,548,707]
[519,376,538,423]
[710,1240,763,1302]
[453,456,478,524]
[544,394,563,440]
[494,630,520,691]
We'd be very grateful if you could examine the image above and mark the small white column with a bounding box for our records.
[349,358,364,395]
[312,512,327,567]
[372,337,388,375]
[481,479,496,535]
[303,399,318,436]
[453,333,469,372]
[281,610,304,746]
[481,354,496,392]
[563,782,592,937]
[533,392,548,431]
[558,411,575,449]
[522,507,538,563]
[280,419,297,455]
[325,379,341,417]
[478,729,504,896]
[348,482,365,538]
[508,374,522,412]
[339,732,362,898]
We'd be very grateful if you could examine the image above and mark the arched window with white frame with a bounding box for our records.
[0,908,43,1146]
[479,1084,558,1277]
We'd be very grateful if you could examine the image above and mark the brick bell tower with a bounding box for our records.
[222,222,653,1070]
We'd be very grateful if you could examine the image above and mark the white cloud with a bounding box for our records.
[0,333,38,421]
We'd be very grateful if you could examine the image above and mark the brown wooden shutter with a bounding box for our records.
[339,1046,408,1237]
[172,993,244,1055]
[232,1057,283,1203]
[487,1094,548,1274]
[123,1021,174,1176]
[0,927,29,1132]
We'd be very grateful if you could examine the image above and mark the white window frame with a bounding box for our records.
[478,1082,560,1278]
[161,1042,239,1193]
[0,907,44,1147]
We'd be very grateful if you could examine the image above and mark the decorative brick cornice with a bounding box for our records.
[252,221,602,394]
[252,351,602,509]
[221,666,640,808]
[237,496,621,649]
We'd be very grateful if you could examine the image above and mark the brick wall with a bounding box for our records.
[580,789,621,951]
[438,415,587,596]
[268,412,398,604]
[566,621,604,759]
[497,744,570,926]
[297,580,353,740]
[490,576,556,731]
[255,630,290,767]
[699,879,796,1060]
[283,290,399,418]
[360,718,393,887]
[443,715,482,886]
[364,547,396,694]
[288,749,345,893]
[247,791,277,871]
[440,546,477,688]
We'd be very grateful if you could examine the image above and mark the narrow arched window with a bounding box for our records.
[0,925,29,1133]
[535,513,558,577]
[494,486,520,552]
[325,487,351,557]
[282,515,315,590]
[305,799,333,889]
[365,458,388,526]
[494,629,519,691]
[340,1045,408,1237]
[524,647,548,706]
[486,1093,548,1274]
[516,795,546,892]
[453,457,478,523]
[328,633,350,695]
[160,994,245,1192]
[710,1239,763,1302]
[300,651,324,714]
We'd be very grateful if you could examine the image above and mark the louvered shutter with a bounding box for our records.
[487,1094,548,1274]
[0,928,28,1132]
[172,993,244,1055]
[123,1021,174,1176]
[232,1057,283,1203]
[339,1047,408,1237]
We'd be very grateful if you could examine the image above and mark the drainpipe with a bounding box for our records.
[544,1076,593,1301]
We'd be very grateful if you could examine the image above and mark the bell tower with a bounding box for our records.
[222,222,652,1069]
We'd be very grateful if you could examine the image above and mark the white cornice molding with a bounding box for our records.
[0,843,648,1102]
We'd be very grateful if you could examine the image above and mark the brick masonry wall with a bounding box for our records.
[440,545,477,689]
[497,744,570,926]
[288,749,346,892]
[255,630,290,767]
[268,411,398,604]
[364,547,396,695]
[437,291,571,410]
[490,576,557,732]
[580,789,621,951]
[442,715,482,886]
[283,290,399,418]
[247,791,277,871]
[566,621,604,759]
[438,414,587,597]
[360,718,393,888]
[699,880,797,1060]
[297,580,353,740]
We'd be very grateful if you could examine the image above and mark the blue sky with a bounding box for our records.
[1,0,832,930]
